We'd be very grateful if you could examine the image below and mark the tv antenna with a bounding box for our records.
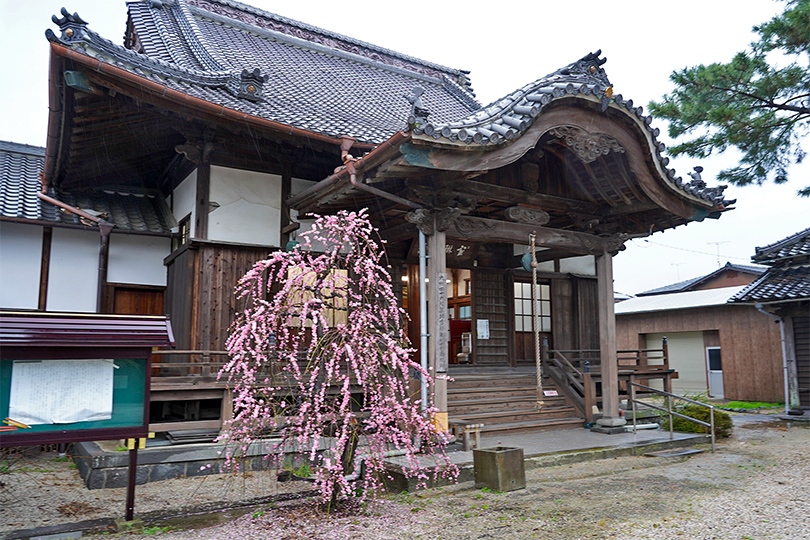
[706,241,730,268]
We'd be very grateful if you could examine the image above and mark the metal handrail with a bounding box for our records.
[629,381,715,453]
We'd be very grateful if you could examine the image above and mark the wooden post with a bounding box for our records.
[194,162,210,240]
[783,317,801,411]
[38,227,52,310]
[280,162,292,248]
[595,249,624,429]
[662,336,673,394]
[125,446,138,521]
[427,215,448,431]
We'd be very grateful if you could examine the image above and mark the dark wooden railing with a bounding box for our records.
[542,339,676,423]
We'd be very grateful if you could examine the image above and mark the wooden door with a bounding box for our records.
[112,287,165,315]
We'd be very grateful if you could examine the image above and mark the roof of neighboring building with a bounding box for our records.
[615,286,747,315]
[752,227,810,264]
[636,262,767,297]
[729,265,810,303]
[0,140,173,234]
[730,228,810,304]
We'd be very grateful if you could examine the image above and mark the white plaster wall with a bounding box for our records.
[208,165,281,246]
[47,228,99,313]
[108,234,170,286]
[172,168,197,235]
[560,255,596,276]
[0,222,42,309]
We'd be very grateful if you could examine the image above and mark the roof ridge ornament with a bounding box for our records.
[235,68,270,102]
[406,87,430,130]
[50,8,89,42]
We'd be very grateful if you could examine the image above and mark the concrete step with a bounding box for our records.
[470,417,585,434]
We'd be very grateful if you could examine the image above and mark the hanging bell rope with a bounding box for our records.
[530,232,544,411]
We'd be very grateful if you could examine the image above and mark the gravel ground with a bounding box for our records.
[2,414,809,540]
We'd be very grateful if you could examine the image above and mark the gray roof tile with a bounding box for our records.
[0,141,172,234]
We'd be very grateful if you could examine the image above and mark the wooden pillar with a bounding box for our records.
[279,162,293,248]
[784,316,801,411]
[427,215,449,431]
[596,249,624,427]
[194,162,210,240]
[38,227,52,311]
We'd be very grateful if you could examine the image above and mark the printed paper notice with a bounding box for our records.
[476,319,490,340]
[9,360,115,425]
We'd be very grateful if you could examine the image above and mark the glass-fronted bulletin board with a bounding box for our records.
[0,311,173,448]
[0,357,148,440]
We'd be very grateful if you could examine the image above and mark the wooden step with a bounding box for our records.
[448,376,543,390]
[448,395,567,414]
[447,385,546,399]
[451,406,576,424]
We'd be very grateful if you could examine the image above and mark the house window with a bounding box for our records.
[514,282,551,333]
[172,214,191,251]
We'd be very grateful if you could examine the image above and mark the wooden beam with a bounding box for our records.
[445,216,611,256]
[450,179,601,215]
[280,162,292,248]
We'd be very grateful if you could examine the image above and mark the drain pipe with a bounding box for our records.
[755,303,792,414]
[37,191,115,312]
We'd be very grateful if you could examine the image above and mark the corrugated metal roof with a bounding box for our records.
[614,286,747,315]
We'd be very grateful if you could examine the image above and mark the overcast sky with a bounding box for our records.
[1,0,806,294]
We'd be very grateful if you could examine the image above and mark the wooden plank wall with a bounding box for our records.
[472,268,510,365]
[793,316,809,407]
[572,276,599,350]
[616,305,783,402]
[192,243,273,351]
[165,247,194,351]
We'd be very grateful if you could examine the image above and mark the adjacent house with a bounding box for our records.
[730,228,810,412]
[0,0,735,434]
[615,272,783,401]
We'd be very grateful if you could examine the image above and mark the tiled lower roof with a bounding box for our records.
[0,140,172,234]
[729,265,810,303]
[752,227,810,263]
[637,262,766,296]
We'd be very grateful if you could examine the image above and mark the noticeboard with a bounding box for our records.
[0,311,172,448]
[0,354,150,447]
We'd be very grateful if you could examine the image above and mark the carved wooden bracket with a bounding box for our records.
[405,208,433,235]
[505,206,550,226]
[549,125,625,163]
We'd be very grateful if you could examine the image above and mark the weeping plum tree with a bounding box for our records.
[219,209,455,506]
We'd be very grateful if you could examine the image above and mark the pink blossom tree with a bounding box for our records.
[219,209,456,508]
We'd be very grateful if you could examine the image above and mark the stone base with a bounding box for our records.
[72,438,333,489]
[590,425,627,435]
[596,416,627,428]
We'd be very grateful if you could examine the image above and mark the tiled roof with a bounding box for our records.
[729,265,810,303]
[752,227,810,264]
[46,1,479,147]
[615,286,747,315]
[409,51,727,206]
[0,140,173,234]
[44,1,730,208]
[0,141,45,220]
[636,262,766,297]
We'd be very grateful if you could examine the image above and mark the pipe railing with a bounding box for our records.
[629,380,715,453]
